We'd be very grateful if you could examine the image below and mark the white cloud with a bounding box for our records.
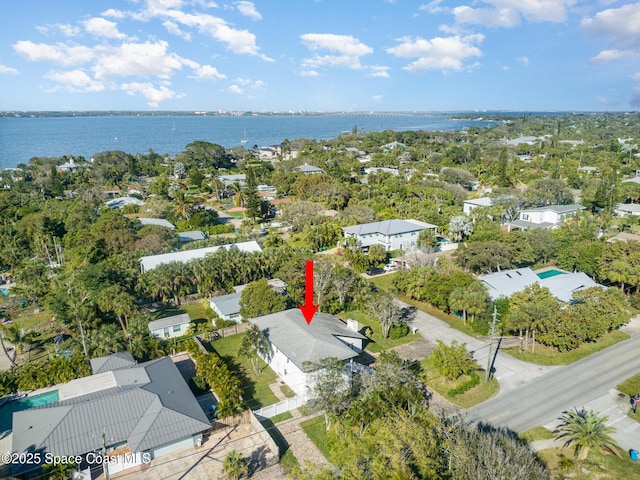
[228,84,243,94]
[517,56,529,67]
[101,8,126,19]
[372,95,383,102]
[0,63,19,75]
[453,0,577,27]
[92,40,187,80]
[300,33,373,70]
[162,20,192,40]
[236,1,262,20]
[387,34,484,72]
[147,8,273,60]
[589,49,637,64]
[45,69,104,92]
[419,0,447,14]
[252,79,265,88]
[582,2,640,48]
[236,77,251,85]
[367,65,390,78]
[13,41,94,66]
[83,17,127,39]
[37,23,81,37]
[298,70,319,77]
[190,64,226,80]
[121,81,183,107]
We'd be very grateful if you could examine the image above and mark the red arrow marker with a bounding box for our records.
[298,260,319,325]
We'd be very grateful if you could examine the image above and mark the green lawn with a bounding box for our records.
[616,373,640,422]
[299,415,334,463]
[155,302,212,322]
[338,310,418,353]
[537,446,638,479]
[504,330,630,365]
[420,356,499,408]
[206,333,279,409]
[519,426,555,443]
[280,384,296,399]
[270,411,293,423]
[367,272,399,292]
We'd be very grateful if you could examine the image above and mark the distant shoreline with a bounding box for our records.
[0,110,617,119]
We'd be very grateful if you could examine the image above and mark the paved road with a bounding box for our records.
[400,299,558,394]
[463,334,640,450]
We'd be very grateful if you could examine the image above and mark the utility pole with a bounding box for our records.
[486,305,498,383]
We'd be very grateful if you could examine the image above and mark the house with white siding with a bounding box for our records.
[343,219,437,251]
[249,310,366,397]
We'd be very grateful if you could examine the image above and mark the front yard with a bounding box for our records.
[205,332,279,410]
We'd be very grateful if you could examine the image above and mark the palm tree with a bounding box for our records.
[238,324,272,374]
[556,408,617,460]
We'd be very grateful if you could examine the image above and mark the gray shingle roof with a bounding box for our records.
[90,352,136,374]
[250,309,366,370]
[148,313,191,332]
[209,292,241,317]
[297,163,324,173]
[12,356,210,473]
[343,219,436,237]
[139,240,262,272]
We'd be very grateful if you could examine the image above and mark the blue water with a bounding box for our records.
[0,113,498,169]
[0,390,59,432]
[536,269,566,279]
[0,288,7,297]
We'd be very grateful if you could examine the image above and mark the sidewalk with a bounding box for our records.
[398,299,558,395]
[539,389,640,453]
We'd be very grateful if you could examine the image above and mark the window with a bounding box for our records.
[173,325,181,333]
[522,214,529,221]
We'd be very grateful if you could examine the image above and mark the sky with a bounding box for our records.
[0,0,639,112]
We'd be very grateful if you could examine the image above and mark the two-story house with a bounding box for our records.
[343,219,437,251]
[506,204,585,231]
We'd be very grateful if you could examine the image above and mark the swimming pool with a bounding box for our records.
[0,288,8,297]
[536,269,566,280]
[0,390,59,432]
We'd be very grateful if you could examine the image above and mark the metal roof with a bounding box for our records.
[250,309,366,370]
[148,313,191,332]
[139,218,176,229]
[520,204,585,214]
[297,163,324,173]
[479,268,541,300]
[464,197,493,207]
[90,352,136,374]
[479,268,603,302]
[178,230,206,242]
[139,240,262,272]
[12,356,210,472]
[343,219,437,237]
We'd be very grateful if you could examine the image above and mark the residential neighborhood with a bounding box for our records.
[2,112,640,479]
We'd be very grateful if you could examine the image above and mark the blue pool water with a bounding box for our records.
[0,390,59,432]
[0,288,8,297]
[536,269,566,280]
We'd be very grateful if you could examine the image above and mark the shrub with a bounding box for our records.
[388,323,409,339]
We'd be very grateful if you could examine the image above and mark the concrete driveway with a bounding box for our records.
[397,299,558,395]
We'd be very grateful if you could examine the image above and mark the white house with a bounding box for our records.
[506,204,585,231]
[148,313,191,339]
[209,293,242,323]
[209,279,287,324]
[343,219,437,251]
[463,197,494,215]
[250,309,366,397]
[615,203,640,217]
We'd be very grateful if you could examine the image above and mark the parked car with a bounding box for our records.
[366,267,384,276]
[383,264,396,272]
